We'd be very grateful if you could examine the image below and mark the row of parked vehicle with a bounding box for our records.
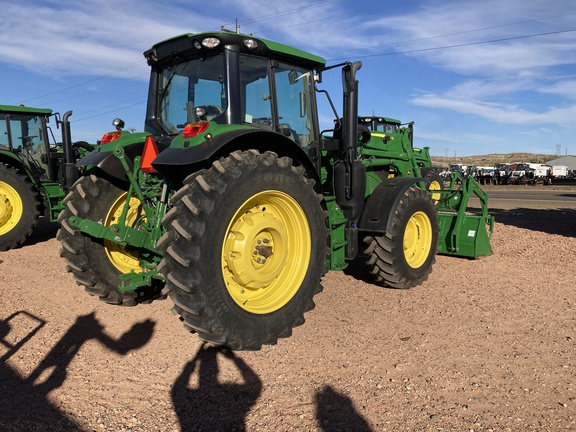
[442,162,573,185]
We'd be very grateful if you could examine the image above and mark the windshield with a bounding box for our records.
[155,52,317,149]
[158,54,227,134]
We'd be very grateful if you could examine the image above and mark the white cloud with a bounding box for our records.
[365,0,576,77]
[412,92,576,127]
[0,0,218,78]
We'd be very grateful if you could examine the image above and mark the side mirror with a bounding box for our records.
[288,70,299,85]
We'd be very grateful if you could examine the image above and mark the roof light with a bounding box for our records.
[100,131,122,145]
[243,39,258,50]
[182,122,209,138]
[112,117,125,130]
[141,136,159,173]
[195,106,206,119]
[202,37,221,49]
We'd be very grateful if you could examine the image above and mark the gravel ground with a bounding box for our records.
[1,186,575,431]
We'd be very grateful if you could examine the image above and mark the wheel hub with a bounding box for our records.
[221,190,311,314]
[0,182,22,234]
[0,193,13,226]
[104,193,144,274]
[225,210,288,288]
[404,210,432,268]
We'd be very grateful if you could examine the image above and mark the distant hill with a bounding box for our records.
[429,153,558,168]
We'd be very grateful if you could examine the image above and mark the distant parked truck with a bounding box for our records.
[509,162,532,185]
[494,163,511,185]
[527,163,552,185]
[551,165,569,179]
[475,166,495,185]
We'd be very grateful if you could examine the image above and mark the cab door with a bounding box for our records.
[5,113,52,181]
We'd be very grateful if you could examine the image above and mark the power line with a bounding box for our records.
[72,97,147,122]
[20,60,146,104]
[324,10,576,57]
[34,72,149,106]
[218,0,343,29]
[327,27,576,61]
[250,13,349,35]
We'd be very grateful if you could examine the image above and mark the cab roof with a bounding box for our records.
[145,31,326,71]
[0,104,53,115]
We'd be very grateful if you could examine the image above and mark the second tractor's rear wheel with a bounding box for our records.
[157,150,328,350]
[0,163,40,251]
[364,186,438,289]
[57,174,163,305]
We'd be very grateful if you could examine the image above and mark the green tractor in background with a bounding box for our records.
[57,31,493,350]
[0,105,93,250]
[357,115,444,202]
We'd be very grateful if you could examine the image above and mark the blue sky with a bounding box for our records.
[2,0,576,157]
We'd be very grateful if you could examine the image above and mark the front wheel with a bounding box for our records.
[157,150,328,350]
[364,187,438,289]
[0,163,40,251]
[421,168,444,206]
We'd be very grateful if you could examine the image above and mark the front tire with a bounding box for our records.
[57,174,163,305]
[157,150,328,350]
[364,187,438,289]
[0,163,40,251]
[421,168,444,206]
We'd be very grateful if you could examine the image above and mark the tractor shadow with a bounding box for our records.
[21,217,60,247]
[344,205,576,284]
[471,206,576,237]
[0,310,155,431]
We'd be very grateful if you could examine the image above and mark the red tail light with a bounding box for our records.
[141,136,159,173]
[100,131,122,145]
[182,121,209,138]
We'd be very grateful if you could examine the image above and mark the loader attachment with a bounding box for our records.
[435,171,494,258]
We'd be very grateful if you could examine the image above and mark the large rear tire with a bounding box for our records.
[364,186,438,289]
[57,174,163,305]
[157,150,328,350]
[0,163,40,251]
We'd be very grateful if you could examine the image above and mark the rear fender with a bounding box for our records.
[152,128,319,187]
[359,177,421,234]
[0,151,36,183]
[77,133,155,182]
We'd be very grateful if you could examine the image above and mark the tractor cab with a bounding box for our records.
[359,115,401,134]
[0,106,55,182]
[139,32,325,184]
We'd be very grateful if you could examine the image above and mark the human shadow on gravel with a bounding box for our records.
[0,311,155,431]
[315,385,372,431]
[171,343,262,431]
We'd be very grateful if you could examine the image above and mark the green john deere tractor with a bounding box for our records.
[58,31,493,350]
[0,105,92,250]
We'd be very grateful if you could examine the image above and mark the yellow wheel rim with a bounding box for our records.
[104,192,144,274]
[222,190,311,314]
[403,210,433,268]
[0,181,23,235]
[428,179,442,204]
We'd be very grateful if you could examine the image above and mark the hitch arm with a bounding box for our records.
[67,216,159,254]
